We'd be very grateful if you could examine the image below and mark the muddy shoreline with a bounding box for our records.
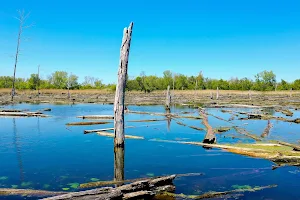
[1,89,300,107]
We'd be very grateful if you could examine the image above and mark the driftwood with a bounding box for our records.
[163,184,277,199]
[80,173,203,189]
[114,22,134,147]
[84,126,134,134]
[66,121,111,126]
[77,115,114,120]
[233,126,262,141]
[127,119,166,122]
[175,121,204,131]
[275,141,300,151]
[96,131,144,140]
[200,110,216,144]
[0,188,66,198]
[261,120,273,138]
[44,175,175,200]
[275,108,293,117]
[0,111,49,117]
[0,109,23,112]
[215,127,231,133]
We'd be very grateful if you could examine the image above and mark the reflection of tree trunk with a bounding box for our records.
[166,110,171,132]
[13,118,24,182]
[114,147,124,187]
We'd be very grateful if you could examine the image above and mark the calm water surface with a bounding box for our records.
[0,104,299,199]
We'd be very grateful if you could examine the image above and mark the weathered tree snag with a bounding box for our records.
[200,110,216,144]
[114,22,134,147]
[261,120,272,138]
[210,91,213,99]
[249,90,252,100]
[114,147,125,187]
[216,87,219,100]
[166,85,171,111]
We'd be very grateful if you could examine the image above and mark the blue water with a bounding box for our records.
[0,104,300,199]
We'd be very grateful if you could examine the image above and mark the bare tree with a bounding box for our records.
[37,65,40,97]
[11,10,32,101]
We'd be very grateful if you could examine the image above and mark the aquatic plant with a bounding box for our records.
[146,173,155,177]
[0,176,8,181]
[67,182,79,189]
[90,178,100,182]
[62,188,70,191]
[21,182,33,187]
[11,185,18,189]
[232,185,252,190]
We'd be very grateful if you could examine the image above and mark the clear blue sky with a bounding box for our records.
[1,0,300,83]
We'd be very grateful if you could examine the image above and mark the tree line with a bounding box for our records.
[0,70,299,92]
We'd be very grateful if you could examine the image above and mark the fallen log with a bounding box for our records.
[80,173,203,189]
[0,188,66,198]
[66,121,111,126]
[0,112,49,117]
[275,141,300,151]
[175,121,204,131]
[0,109,23,112]
[233,126,262,141]
[215,127,231,133]
[163,184,277,199]
[77,115,114,119]
[261,120,273,138]
[200,110,216,144]
[84,126,134,134]
[127,119,166,122]
[44,175,176,200]
[96,131,144,140]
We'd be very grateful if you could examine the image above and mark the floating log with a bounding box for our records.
[215,127,231,133]
[77,115,114,119]
[276,108,293,117]
[0,109,23,112]
[84,126,134,134]
[96,131,144,140]
[175,121,204,131]
[44,175,176,200]
[200,110,216,144]
[127,119,166,122]
[0,188,66,198]
[80,173,203,189]
[261,120,273,138]
[163,184,277,199]
[233,127,262,141]
[66,121,111,126]
[0,112,49,117]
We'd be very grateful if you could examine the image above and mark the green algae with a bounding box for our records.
[90,178,100,182]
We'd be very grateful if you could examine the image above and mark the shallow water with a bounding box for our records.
[0,104,300,199]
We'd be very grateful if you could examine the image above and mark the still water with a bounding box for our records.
[0,104,299,199]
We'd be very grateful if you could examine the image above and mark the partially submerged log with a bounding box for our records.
[44,175,176,200]
[200,110,216,144]
[66,121,111,126]
[77,115,114,119]
[215,127,231,133]
[0,188,66,198]
[84,126,134,134]
[80,173,202,189]
[275,141,300,151]
[127,119,166,122]
[175,121,204,131]
[233,126,262,141]
[163,184,277,199]
[0,109,23,112]
[261,120,273,138]
[276,108,293,117]
[0,111,49,117]
[96,131,144,140]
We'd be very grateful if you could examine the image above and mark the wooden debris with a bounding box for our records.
[114,22,134,147]
[163,184,277,199]
[77,115,114,119]
[233,126,262,141]
[0,188,66,198]
[84,126,134,134]
[127,119,166,122]
[96,131,144,140]
[0,111,49,117]
[276,108,294,117]
[200,110,216,144]
[66,121,111,126]
[45,175,176,200]
[175,121,204,131]
[0,109,23,112]
[80,173,203,189]
[261,120,273,138]
[275,141,300,151]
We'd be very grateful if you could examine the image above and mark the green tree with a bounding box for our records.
[50,71,68,89]
[28,74,39,90]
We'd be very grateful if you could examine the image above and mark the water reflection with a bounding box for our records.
[114,147,124,186]
[12,118,24,182]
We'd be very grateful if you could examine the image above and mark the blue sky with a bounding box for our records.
[1,0,300,83]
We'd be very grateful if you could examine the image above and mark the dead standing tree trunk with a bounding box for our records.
[11,10,31,101]
[216,87,219,100]
[114,22,134,147]
[166,85,171,111]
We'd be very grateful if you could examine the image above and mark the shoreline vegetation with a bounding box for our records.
[1,89,300,107]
